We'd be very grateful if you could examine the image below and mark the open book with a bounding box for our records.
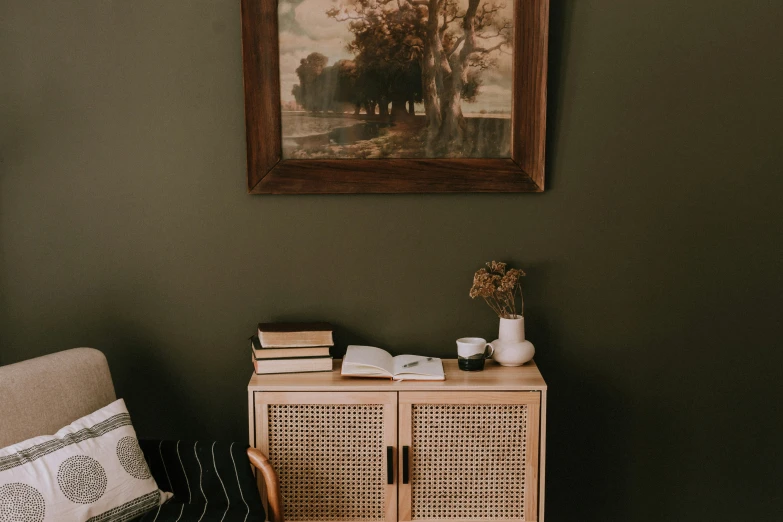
[341,346,445,381]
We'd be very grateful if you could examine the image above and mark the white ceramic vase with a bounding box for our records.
[491,315,535,366]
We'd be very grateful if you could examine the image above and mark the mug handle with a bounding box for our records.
[485,343,495,359]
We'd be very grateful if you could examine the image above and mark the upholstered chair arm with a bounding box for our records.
[247,448,283,522]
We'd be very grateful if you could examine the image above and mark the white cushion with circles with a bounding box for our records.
[0,399,171,522]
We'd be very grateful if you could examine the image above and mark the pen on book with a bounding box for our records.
[403,357,434,368]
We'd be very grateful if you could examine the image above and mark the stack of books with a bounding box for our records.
[250,322,334,374]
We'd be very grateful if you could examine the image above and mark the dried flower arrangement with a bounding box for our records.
[469,261,526,319]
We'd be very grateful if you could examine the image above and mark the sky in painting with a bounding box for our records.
[277,0,513,113]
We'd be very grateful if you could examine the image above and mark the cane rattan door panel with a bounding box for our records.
[398,392,541,522]
[255,392,397,522]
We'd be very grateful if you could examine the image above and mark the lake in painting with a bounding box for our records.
[277,0,514,159]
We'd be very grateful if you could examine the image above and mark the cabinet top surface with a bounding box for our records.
[248,359,546,391]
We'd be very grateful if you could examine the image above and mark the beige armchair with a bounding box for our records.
[0,348,283,522]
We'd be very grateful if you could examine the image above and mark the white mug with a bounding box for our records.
[456,337,495,359]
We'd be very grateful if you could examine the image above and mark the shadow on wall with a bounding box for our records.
[519,258,636,521]
[544,0,576,189]
[544,362,633,521]
[98,317,194,439]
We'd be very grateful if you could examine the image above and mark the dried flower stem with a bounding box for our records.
[469,261,526,319]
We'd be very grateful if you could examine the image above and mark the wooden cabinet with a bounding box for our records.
[249,360,547,522]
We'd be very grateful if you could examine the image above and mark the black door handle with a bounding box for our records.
[402,446,410,484]
[387,446,394,484]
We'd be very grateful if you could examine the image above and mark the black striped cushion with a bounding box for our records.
[137,440,264,522]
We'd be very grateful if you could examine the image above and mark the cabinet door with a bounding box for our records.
[254,392,397,522]
[398,392,541,522]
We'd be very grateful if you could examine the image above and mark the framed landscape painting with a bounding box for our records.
[241,0,548,193]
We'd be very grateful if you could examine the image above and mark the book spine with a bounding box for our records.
[254,367,333,375]
[252,357,333,374]
[252,355,332,361]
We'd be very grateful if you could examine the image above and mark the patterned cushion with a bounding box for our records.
[137,440,264,522]
[0,399,171,522]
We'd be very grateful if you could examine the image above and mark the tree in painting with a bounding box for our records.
[279,0,512,159]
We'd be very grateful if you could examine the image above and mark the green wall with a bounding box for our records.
[2,1,781,520]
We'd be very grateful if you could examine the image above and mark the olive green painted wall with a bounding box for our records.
[2,1,781,520]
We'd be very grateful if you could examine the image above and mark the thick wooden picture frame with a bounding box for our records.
[241,0,548,194]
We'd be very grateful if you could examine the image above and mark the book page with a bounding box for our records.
[392,355,445,379]
[342,346,395,377]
